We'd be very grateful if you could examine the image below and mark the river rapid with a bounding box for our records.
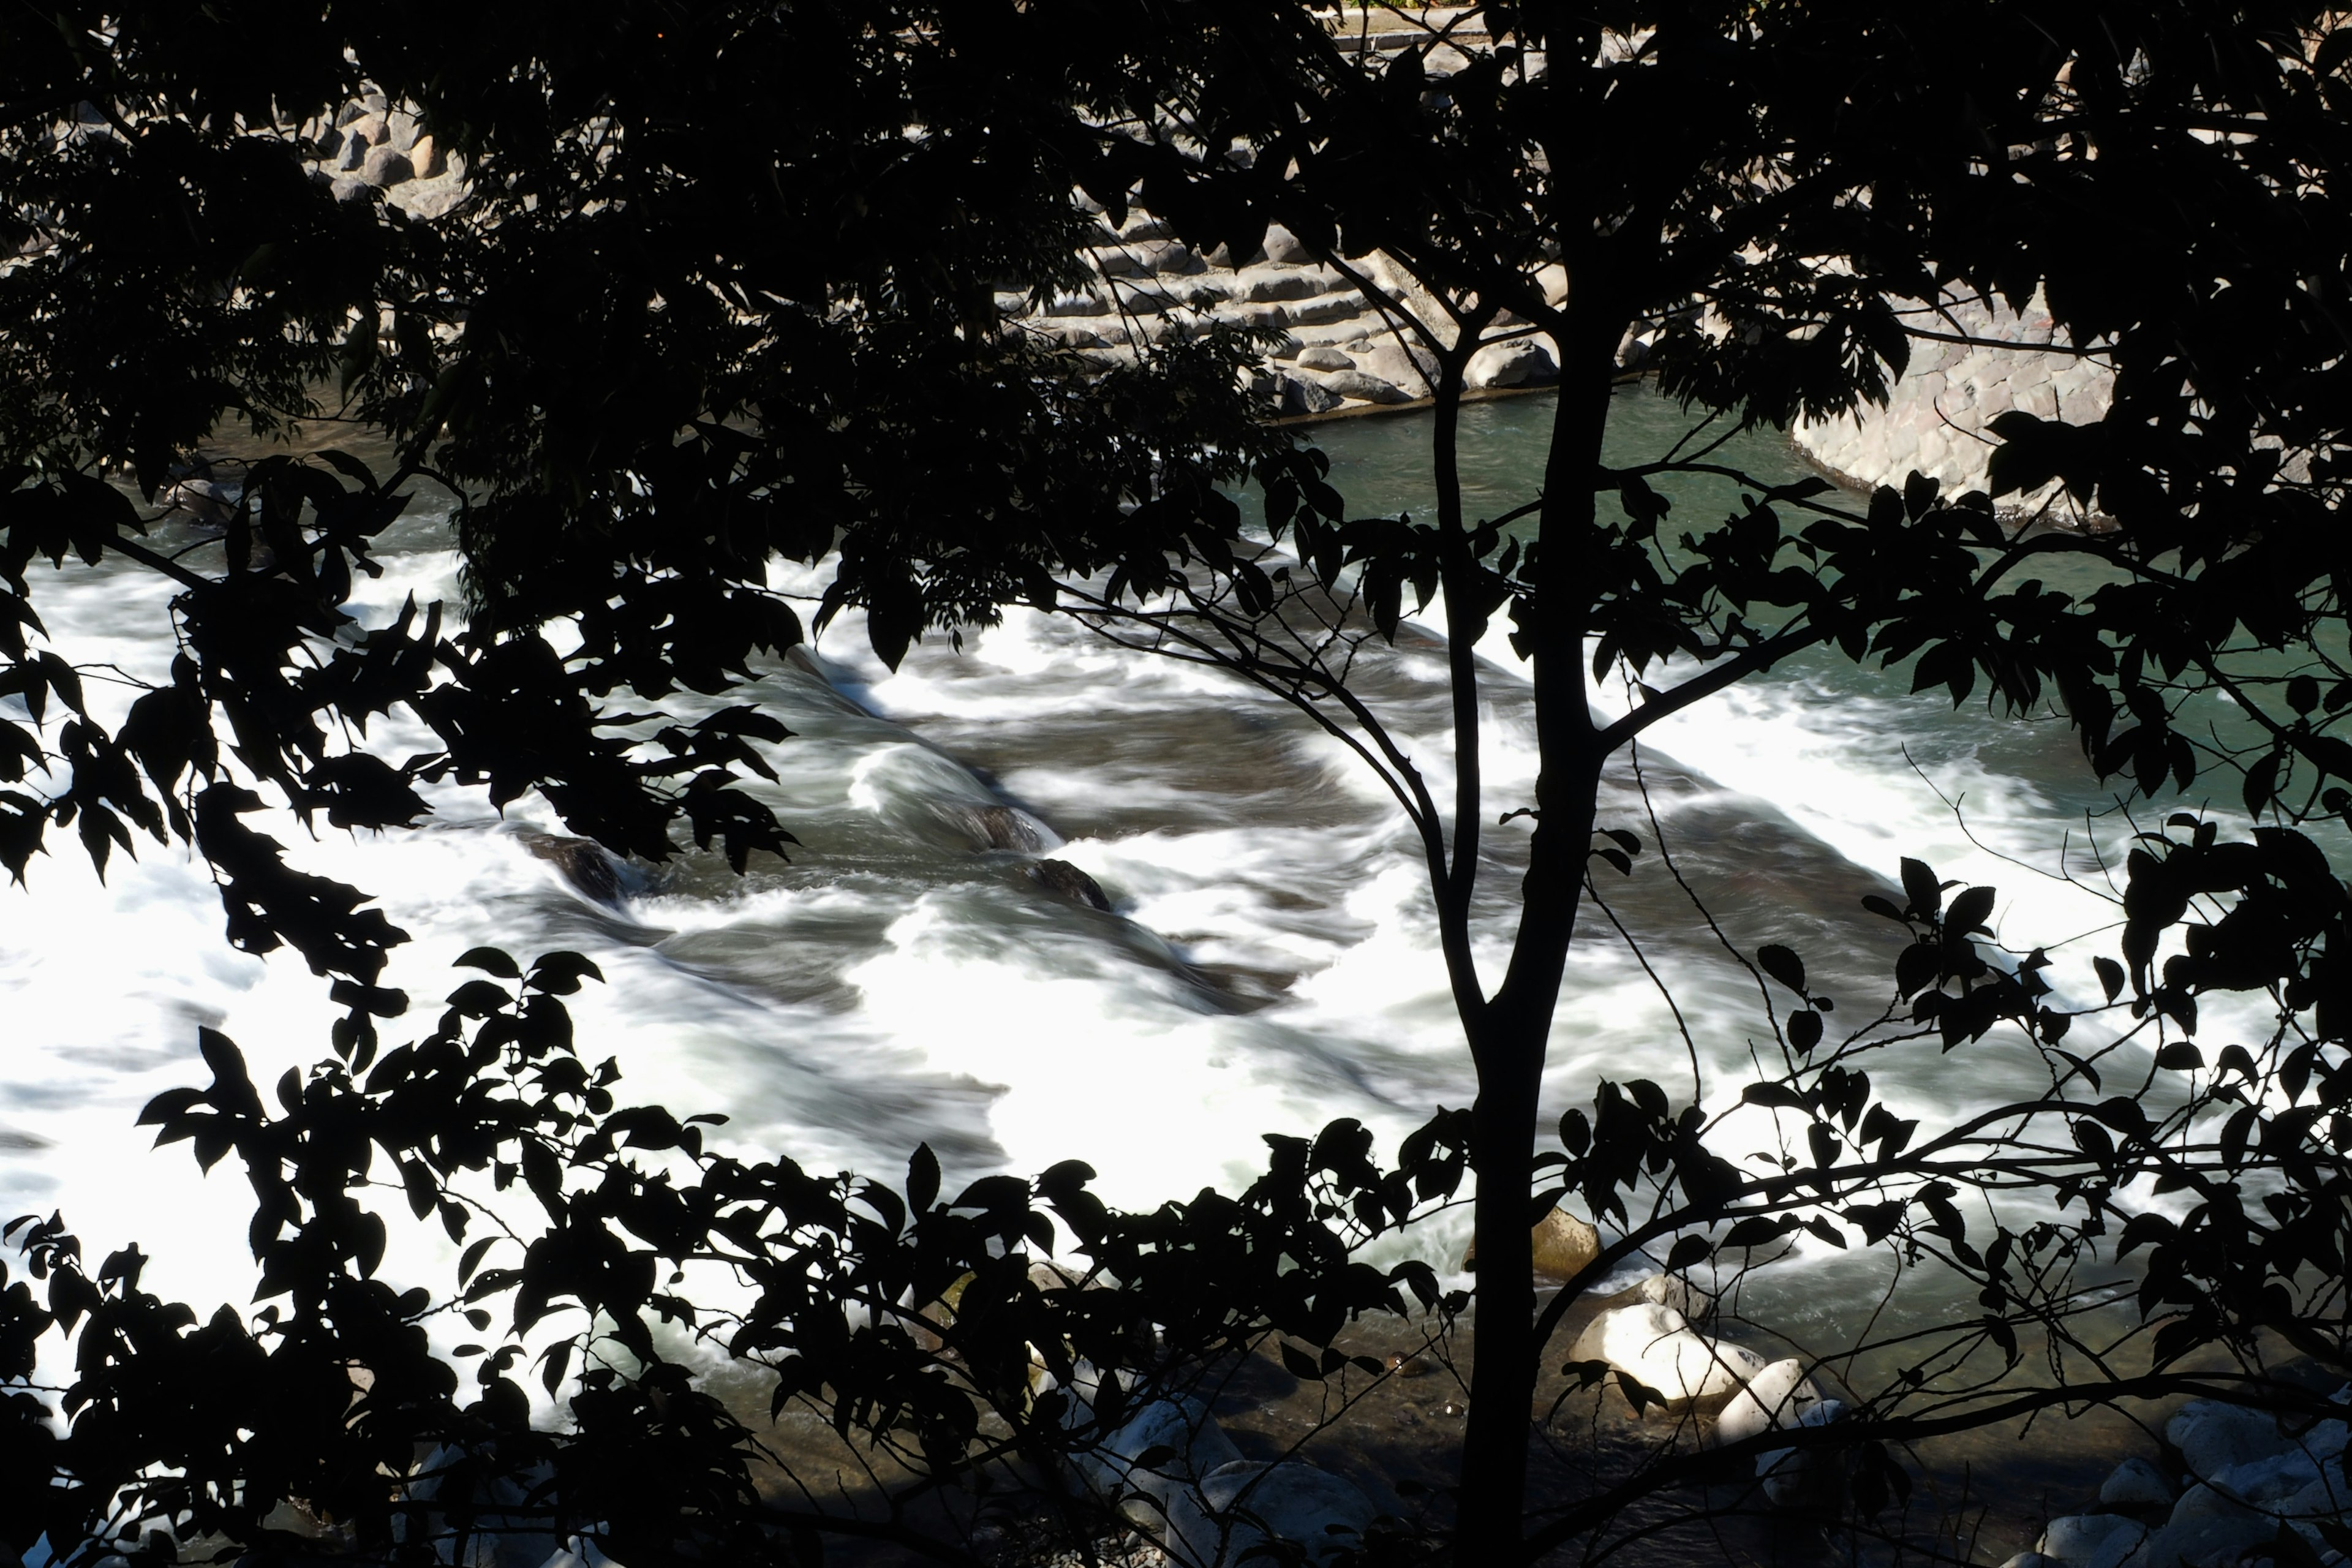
[0,383,2189,1400]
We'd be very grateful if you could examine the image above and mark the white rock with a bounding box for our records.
[1043,290,1102,318]
[1295,346,1354,371]
[385,110,421,153]
[1535,261,1570,307]
[2167,1401,2286,1480]
[1284,293,1371,327]
[2038,1512,2146,1568]
[1238,266,1326,304]
[1466,337,1556,389]
[2098,1457,2174,1509]
[1577,1303,1771,1403]
[1715,1358,1825,1446]
[1166,1459,1378,1567]
[1634,1272,1717,1321]
[2212,1449,2321,1505]
[1757,1399,1849,1507]
[1262,224,1314,265]
[1355,337,1440,396]
[410,133,445,179]
[2278,1471,2351,1520]
[1317,369,1412,405]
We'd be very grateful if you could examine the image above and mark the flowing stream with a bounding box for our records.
[0,385,2201,1416]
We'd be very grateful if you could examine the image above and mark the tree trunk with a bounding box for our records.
[1449,326,1616,1561]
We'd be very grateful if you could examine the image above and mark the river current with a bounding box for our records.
[0,385,2182,1362]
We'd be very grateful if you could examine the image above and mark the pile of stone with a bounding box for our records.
[1010,205,1564,419]
[292,88,470,219]
[2009,1392,2351,1568]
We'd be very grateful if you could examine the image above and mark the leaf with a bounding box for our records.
[1787,1010,1823,1052]
[1757,944,1806,994]
[2094,957,2125,1002]
[1666,1234,1710,1272]
[456,946,522,978]
[1944,885,1996,937]
[1899,858,1943,919]
[906,1144,940,1215]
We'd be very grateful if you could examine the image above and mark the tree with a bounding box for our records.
[6,2,2352,1566]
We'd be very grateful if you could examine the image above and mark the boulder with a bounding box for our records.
[360,144,415,187]
[1035,859,1112,911]
[2120,1512,2278,1568]
[1355,338,1440,396]
[1466,338,1557,389]
[1317,369,1411,405]
[1634,1270,1716,1321]
[2038,1513,2147,1568]
[330,176,369,205]
[519,833,628,906]
[2100,1457,2176,1509]
[1295,346,1355,371]
[951,803,1046,851]
[2212,1449,2323,1506]
[336,134,366,172]
[1237,266,1326,303]
[1757,1399,1850,1507]
[1573,1303,1770,1403]
[1070,1393,1245,1522]
[1167,1459,1379,1568]
[1715,1358,1825,1447]
[1262,224,1314,265]
[410,133,445,178]
[1461,1205,1600,1281]
[1531,1206,1602,1280]
[1278,376,1345,418]
[1283,293,1371,327]
[385,109,421,152]
[2168,1401,2288,1480]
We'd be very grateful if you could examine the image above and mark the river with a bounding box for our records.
[0,384,2197,1526]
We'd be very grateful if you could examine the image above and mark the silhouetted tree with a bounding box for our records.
[4,2,2351,1566]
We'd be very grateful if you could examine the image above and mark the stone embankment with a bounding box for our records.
[1792,290,2114,513]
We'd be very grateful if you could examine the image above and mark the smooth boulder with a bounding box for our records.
[1169,1459,1379,1568]
[1757,1398,1850,1507]
[1574,1302,1770,1403]
[2037,1512,2147,1568]
[1714,1357,1825,1446]
[2098,1457,2175,1509]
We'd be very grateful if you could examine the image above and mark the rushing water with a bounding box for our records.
[0,384,2185,1365]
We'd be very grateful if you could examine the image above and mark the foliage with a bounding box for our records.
[5,1,2352,1567]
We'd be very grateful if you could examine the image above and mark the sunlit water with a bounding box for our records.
[0,385,2206,1389]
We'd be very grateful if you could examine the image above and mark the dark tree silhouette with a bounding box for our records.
[2,2,2351,1566]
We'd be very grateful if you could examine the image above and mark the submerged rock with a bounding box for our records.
[519,832,628,906]
[1035,859,1111,911]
